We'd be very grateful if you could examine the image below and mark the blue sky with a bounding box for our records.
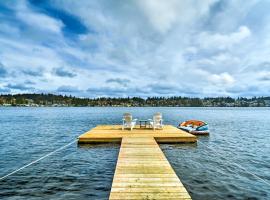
[0,0,270,97]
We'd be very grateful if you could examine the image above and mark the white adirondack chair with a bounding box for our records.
[122,113,137,130]
[149,112,164,130]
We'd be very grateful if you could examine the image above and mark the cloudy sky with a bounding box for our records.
[0,0,270,97]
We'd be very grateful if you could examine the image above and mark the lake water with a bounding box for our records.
[0,107,270,200]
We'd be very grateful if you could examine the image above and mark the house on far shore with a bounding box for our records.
[264,100,270,106]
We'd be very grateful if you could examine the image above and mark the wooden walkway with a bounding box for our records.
[109,137,192,199]
[78,125,196,199]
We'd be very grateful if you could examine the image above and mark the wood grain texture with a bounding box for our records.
[109,137,192,200]
[78,125,196,143]
[78,125,195,199]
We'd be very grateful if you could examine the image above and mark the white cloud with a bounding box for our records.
[208,72,235,85]
[15,1,64,34]
[17,12,63,34]
[136,0,217,33]
[137,0,179,33]
[258,71,270,81]
[1,0,270,97]
[198,26,251,50]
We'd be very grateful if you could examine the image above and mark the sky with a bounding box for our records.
[0,0,270,97]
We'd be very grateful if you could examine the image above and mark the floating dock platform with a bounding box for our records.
[78,125,196,143]
[78,125,196,199]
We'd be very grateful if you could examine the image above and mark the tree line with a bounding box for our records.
[0,93,270,107]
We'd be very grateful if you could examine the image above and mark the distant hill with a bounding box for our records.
[0,93,270,107]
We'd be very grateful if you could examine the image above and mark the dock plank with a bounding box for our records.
[78,125,194,199]
[78,125,196,143]
[109,137,191,200]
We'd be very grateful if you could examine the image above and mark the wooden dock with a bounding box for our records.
[78,125,196,143]
[78,125,196,199]
[109,137,192,199]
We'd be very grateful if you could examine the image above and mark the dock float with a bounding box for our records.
[78,125,196,143]
[78,125,196,199]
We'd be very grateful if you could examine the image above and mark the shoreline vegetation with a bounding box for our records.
[0,93,270,107]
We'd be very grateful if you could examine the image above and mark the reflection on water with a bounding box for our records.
[0,107,270,200]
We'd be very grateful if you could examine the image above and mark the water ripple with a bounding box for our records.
[0,107,270,199]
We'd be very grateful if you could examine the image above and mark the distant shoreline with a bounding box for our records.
[1,105,270,108]
[1,93,270,107]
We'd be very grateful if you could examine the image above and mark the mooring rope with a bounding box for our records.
[0,139,77,181]
[197,140,270,187]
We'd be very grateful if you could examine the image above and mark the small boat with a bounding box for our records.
[178,120,209,135]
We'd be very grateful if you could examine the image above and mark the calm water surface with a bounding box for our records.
[0,107,270,200]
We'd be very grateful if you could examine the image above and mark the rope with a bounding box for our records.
[197,140,270,187]
[0,140,77,181]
